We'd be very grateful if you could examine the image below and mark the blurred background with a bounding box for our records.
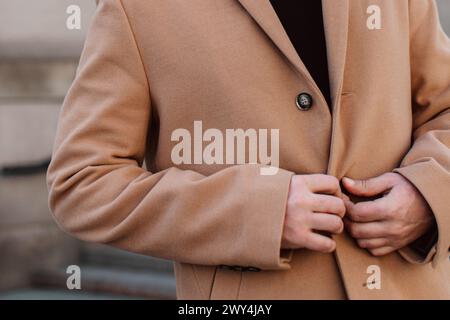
[0,0,449,300]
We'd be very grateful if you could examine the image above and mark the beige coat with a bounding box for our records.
[47,0,450,299]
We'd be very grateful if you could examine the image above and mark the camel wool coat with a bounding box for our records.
[47,0,450,299]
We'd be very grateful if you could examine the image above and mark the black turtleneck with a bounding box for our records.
[269,0,332,108]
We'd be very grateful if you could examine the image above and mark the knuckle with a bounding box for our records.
[382,206,394,219]
[289,192,306,207]
[351,203,369,220]
[301,175,315,188]
[326,176,340,192]
[298,177,309,190]
[374,206,387,219]
[319,240,335,253]
[287,197,297,208]
[296,211,310,226]
[336,199,346,216]
[292,176,307,191]
[390,238,401,248]
[349,210,361,222]
[387,224,400,237]
[329,176,340,187]
[357,239,367,248]
[370,248,390,257]
[327,240,336,252]
[334,219,344,233]
[297,194,311,208]
[390,200,403,213]
[352,228,362,238]
[338,220,345,233]
[396,224,408,239]
[290,195,302,207]
[292,228,309,246]
[347,223,358,237]
[291,175,301,185]
[301,211,314,227]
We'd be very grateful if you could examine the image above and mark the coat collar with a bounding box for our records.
[236,0,350,110]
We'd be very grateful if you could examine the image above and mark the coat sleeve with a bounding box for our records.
[394,0,450,267]
[46,0,294,270]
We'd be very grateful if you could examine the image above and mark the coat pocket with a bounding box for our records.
[209,267,243,300]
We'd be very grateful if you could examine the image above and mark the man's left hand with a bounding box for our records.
[342,173,435,256]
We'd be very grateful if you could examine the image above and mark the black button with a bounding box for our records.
[219,265,242,271]
[296,92,313,111]
[219,265,262,272]
[243,266,261,272]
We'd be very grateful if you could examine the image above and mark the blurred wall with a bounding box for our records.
[437,0,450,33]
[0,1,176,299]
[0,0,96,59]
[0,0,97,293]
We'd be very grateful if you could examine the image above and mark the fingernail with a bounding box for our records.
[344,177,355,186]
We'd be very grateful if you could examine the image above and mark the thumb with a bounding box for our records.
[342,174,395,197]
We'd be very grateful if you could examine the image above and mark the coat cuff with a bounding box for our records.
[243,167,295,270]
[394,160,450,267]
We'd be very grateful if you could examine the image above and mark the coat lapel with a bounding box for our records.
[322,0,350,110]
[236,0,350,112]
[236,0,316,86]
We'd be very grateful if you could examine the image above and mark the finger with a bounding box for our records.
[304,232,336,253]
[369,246,396,257]
[357,238,389,249]
[345,197,389,222]
[311,194,346,217]
[305,174,342,197]
[310,213,344,234]
[344,219,389,239]
[342,173,396,197]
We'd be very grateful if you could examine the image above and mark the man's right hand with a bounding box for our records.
[281,174,346,252]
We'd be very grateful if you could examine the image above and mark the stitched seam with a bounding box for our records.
[191,265,206,298]
[117,0,151,94]
[208,267,218,300]
[235,271,243,300]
